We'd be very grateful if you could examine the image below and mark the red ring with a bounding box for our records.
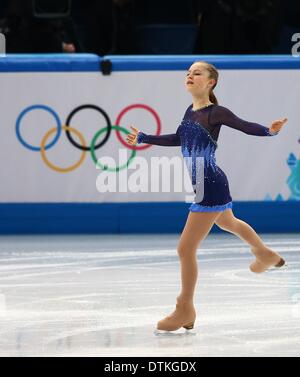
[115,104,161,150]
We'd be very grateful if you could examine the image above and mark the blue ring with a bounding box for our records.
[16,105,62,151]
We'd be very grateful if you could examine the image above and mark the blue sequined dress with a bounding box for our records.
[137,104,278,212]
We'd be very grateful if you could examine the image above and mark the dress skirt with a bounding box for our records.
[188,164,233,213]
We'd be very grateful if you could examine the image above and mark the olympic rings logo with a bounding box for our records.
[15,104,162,173]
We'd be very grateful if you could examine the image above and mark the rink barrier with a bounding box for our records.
[0,54,299,234]
[1,54,300,72]
[0,202,299,234]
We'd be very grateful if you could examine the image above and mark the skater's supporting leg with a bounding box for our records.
[156,210,222,332]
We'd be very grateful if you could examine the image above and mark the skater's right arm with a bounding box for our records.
[126,126,181,147]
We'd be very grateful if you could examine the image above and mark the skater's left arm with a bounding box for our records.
[212,105,288,136]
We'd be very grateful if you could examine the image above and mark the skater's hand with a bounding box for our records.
[126,126,140,145]
[269,118,288,134]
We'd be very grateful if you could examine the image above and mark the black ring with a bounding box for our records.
[65,104,112,151]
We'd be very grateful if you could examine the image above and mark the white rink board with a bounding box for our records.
[0,67,299,202]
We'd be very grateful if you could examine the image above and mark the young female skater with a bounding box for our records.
[126,61,288,333]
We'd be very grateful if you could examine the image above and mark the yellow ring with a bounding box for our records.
[40,126,86,173]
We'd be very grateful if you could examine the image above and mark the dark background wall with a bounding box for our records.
[0,0,299,55]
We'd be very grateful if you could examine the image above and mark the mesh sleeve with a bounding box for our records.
[136,128,181,146]
[211,105,278,137]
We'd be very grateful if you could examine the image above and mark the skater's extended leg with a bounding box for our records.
[214,208,285,273]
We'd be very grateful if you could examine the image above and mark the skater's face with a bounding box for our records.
[185,63,216,96]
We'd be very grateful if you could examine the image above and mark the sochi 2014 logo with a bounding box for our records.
[16,103,161,173]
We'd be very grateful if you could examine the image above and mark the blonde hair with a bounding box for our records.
[194,61,219,105]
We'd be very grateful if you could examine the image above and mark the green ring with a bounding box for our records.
[90,125,136,172]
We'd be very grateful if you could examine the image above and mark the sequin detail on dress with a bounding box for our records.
[137,104,277,212]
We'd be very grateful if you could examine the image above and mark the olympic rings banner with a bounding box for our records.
[0,54,300,203]
[15,103,161,173]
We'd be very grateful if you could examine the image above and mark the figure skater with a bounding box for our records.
[125,61,288,333]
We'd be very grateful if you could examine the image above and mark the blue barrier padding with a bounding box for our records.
[105,55,300,70]
[1,54,300,72]
[0,201,299,234]
[0,54,102,72]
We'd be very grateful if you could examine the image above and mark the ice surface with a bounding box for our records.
[0,233,299,356]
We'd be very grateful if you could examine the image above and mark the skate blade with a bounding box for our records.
[267,263,288,272]
[154,327,196,336]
